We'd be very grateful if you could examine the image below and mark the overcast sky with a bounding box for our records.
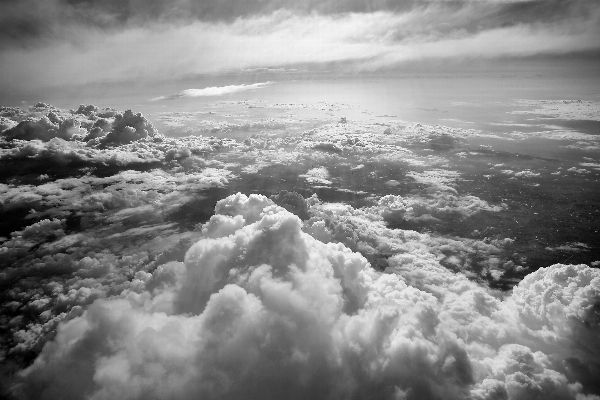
[0,0,599,91]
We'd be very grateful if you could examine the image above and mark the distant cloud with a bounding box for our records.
[151,82,274,101]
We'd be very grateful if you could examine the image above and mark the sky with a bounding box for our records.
[0,0,599,92]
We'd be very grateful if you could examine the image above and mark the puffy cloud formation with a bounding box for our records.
[0,104,246,176]
[303,193,513,277]
[0,167,233,363]
[0,105,158,145]
[301,167,333,185]
[99,110,160,145]
[9,194,600,400]
[0,104,252,369]
[270,190,311,220]
[295,120,473,164]
[152,82,274,101]
[0,116,18,131]
[373,192,505,227]
[2,115,87,141]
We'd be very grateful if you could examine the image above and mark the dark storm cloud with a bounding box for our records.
[0,0,596,48]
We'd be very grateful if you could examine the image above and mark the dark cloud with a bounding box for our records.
[0,0,597,91]
[0,0,598,49]
[387,0,600,41]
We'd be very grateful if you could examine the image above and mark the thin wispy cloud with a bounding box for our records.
[151,82,274,101]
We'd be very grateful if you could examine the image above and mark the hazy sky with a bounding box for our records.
[0,0,599,91]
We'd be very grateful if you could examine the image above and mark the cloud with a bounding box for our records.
[300,167,333,185]
[100,110,161,145]
[0,0,596,44]
[0,166,233,368]
[2,116,87,142]
[8,194,600,400]
[151,82,274,101]
[0,105,242,367]
[511,100,600,121]
[0,106,159,146]
[1,1,599,91]
[2,102,600,399]
[0,104,248,180]
[302,192,512,277]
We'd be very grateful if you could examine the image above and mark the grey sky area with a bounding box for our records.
[0,0,598,91]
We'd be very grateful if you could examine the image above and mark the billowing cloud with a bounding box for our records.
[8,194,600,400]
[151,82,274,101]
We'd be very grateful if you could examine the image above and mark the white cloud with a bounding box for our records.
[2,102,600,399]
[9,194,600,400]
[151,82,274,101]
[300,167,332,185]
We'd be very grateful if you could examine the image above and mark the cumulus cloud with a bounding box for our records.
[373,192,505,227]
[0,167,233,369]
[0,103,249,371]
[8,194,600,400]
[0,106,158,146]
[2,116,86,142]
[100,110,160,145]
[0,104,247,178]
[151,82,274,101]
[302,192,512,277]
[300,167,333,185]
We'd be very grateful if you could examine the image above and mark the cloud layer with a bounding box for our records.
[2,101,599,399]
[1,0,599,91]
